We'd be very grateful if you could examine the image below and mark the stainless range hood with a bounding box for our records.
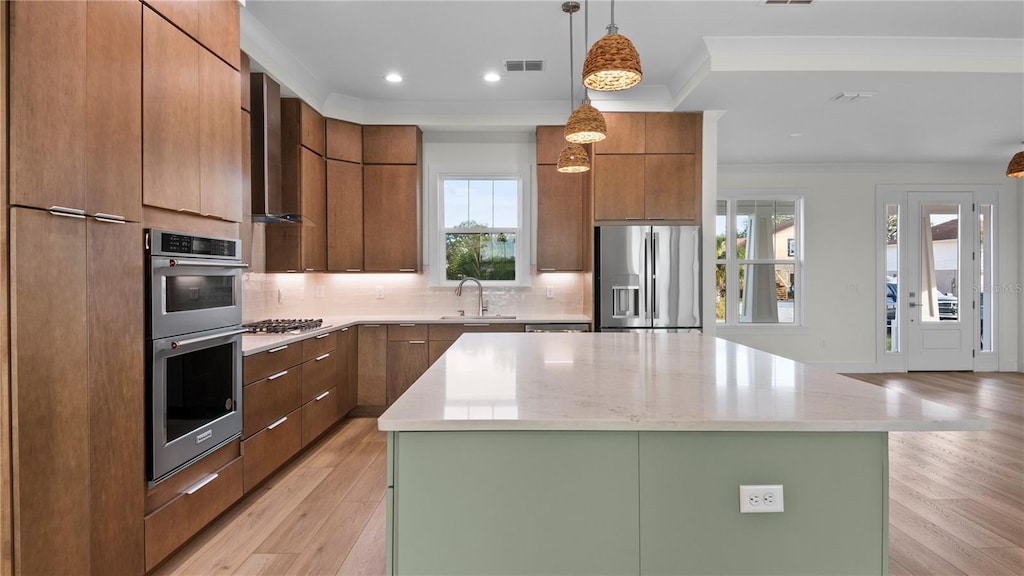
[250,73,302,224]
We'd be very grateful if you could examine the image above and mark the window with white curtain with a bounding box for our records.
[716,197,802,325]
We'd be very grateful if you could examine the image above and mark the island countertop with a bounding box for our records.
[377,332,989,432]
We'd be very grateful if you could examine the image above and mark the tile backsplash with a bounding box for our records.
[242,267,590,321]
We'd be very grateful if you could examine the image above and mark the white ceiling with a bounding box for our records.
[241,0,1024,165]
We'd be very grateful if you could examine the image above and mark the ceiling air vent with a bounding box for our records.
[830,91,877,102]
[762,0,813,4]
[504,60,545,72]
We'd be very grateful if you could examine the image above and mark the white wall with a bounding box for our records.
[716,163,1019,372]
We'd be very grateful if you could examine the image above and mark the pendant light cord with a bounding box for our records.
[608,0,618,34]
[568,6,575,113]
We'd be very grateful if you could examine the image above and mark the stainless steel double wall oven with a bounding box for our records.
[146,229,246,483]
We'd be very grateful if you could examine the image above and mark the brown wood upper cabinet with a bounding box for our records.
[10,0,143,221]
[327,159,364,271]
[646,113,701,154]
[326,118,363,163]
[266,99,328,271]
[142,7,242,222]
[144,0,240,70]
[240,51,251,112]
[363,164,421,272]
[593,113,646,155]
[284,99,325,156]
[536,125,568,166]
[363,125,421,165]
[266,147,327,271]
[536,165,585,271]
[591,112,702,223]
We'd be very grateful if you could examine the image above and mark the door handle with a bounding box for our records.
[908,302,918,308]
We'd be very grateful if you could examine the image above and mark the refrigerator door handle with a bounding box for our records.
[643,232,651,319]
[651,232,658,319]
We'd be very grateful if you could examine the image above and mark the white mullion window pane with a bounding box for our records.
[444,180,470,228]
[441,176,521,283]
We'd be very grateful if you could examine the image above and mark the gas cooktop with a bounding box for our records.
[243,318,324,334]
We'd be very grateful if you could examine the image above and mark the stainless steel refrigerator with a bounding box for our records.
[596,225,701,332]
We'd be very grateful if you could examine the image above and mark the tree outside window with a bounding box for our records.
[442,178,519,282]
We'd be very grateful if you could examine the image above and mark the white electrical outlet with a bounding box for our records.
[375,286,385,299]
[739,485,784,513]
[545,286,554,299]
[314,286,325,298]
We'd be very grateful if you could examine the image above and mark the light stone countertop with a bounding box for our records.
[377,332,989,433]
[241,313,591,355]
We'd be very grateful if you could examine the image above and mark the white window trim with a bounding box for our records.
[428,167,532,287]
[715,191,804,329]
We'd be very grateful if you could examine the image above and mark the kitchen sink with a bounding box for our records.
[439,315,517,320]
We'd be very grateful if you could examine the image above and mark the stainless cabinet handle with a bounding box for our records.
[399,268,415,272]
[364,324,381,328]
[464,323,490,327]
[304,268,315,272]
[315,333,330,339]
[267,416,288,430]
[268,345,289,353]
[399,323,416,327]
[341,327,349,332]
[48,206,86,219]
[345,269,362,272]
[93,212,126,223]
[94,215,126,224]
[409,340,426,344]
[314,390,331,401]
[183,473,219,495]
[177,208,201,215]
[539,268,556,271]
[267,370,288,380]
[172,328,247,348]
[315,353,331,361]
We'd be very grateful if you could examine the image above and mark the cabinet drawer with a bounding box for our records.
[302,386,339,446]
[241,408,302,493]
[302,330,337,361]
[301,350,337,404]
[243,368,301,438]
[144,456,243,572]
[389,323,429,341]
[244,343,302,385]
[428,323,525,341]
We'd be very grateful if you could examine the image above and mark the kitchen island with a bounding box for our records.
[378,332,987,576]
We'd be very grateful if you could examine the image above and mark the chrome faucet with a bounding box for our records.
[455,277,487,317]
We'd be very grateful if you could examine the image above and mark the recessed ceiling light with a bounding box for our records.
[789,133,803,137]
[484,73,501,82]
[385,73,403,83]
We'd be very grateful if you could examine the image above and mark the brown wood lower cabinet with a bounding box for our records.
[301,347,337,403]
[357,324,387,407]
[242,369,301,438]
[387,340,429,404]
[144,456,243,572]
[338,327,358,416]
[428,340,455,365]
[242,408,302,493]
[302,386,339,446]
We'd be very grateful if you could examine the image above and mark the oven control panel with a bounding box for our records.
[148,229,241,260]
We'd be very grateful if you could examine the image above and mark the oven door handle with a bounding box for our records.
[172,328,247,348]
[153,257,249,269]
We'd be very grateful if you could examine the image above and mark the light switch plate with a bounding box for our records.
[375,286,385,299]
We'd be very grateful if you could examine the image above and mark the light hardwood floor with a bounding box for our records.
[155,372,1023,576]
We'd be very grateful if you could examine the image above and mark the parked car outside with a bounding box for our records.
[885,281,958,321]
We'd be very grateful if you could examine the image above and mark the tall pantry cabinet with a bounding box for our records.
[5,1,243,575]
[7,1,144,575]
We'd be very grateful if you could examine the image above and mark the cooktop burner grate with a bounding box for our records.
[243,318,324,334]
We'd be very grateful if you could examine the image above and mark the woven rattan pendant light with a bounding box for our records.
[1007,143,1024,178]
[557,1,590,173]
[565,0,607,144]
[582,0,641,91]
